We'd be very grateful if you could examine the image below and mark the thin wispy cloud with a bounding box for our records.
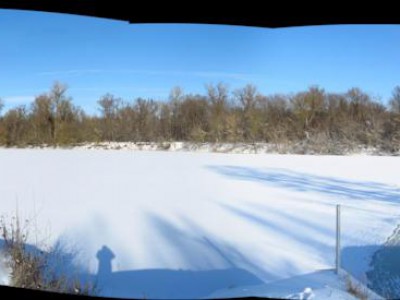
[3,95,35,106]
[37,69,105,76]
[71,86,168,93]
[37,69,256,81]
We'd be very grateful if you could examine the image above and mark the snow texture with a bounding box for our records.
[1,149,399,298]
[208,269,383,299]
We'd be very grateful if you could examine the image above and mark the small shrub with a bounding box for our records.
[345,275,368,300]
[0,213,97,296]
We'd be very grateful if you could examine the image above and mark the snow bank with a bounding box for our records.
[5,141,399,156]
[72,141,284,154]
[74,141,400,156]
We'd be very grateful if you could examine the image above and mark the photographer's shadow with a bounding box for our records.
[94,245,263,299]
[96,245,115,281]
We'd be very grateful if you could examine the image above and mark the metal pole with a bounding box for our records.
[336,204,341,274]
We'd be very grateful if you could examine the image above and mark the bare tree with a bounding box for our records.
[134,98,159,142]
[207,83,229,142]
[169,87,186,141]
[259,94,291,143]
[234,84,260,142]
[178,94,209,142]
[97,94,121,141]
[291,86,326,138]
[158,103,172,141]
[1,82,400,154]
[389,86,400,113]
[345,87,371,123]
[31,94,55,144]
[0,98,4,116]
[49,82,70,143]
[169,86,184,103]
[2,105,28,146]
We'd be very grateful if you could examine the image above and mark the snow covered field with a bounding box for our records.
[1,149,399,298]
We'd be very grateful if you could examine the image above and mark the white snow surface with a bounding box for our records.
[1,149,399,298]
[209,269,384,299]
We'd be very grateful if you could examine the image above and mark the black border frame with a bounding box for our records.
[0,0,400,28]
[0,1,399,299]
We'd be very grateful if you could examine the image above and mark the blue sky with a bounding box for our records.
[1,9,400,114]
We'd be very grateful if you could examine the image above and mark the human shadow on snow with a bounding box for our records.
[1,236,264,299]
[91,212,266,299]
[93,263,264,299]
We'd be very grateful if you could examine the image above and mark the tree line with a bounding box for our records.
[1,82,400,153]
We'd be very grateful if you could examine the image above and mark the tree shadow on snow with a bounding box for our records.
[90,213,267,299]
[217,202,335,257]
[1,237,264,299]
[207,165,400,205]
[3,206,283,300]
